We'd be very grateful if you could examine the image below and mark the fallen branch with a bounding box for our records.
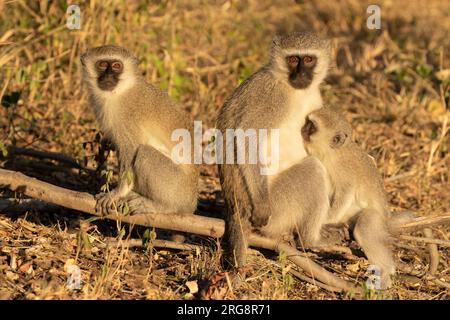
[1,167,449,294]
[0,168,224,237]
[397,214,450,230]
[398,234,450,247]
[8,147,84,169]
[0,198,60,212]
[104,237,202,251]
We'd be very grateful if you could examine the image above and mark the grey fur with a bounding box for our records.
[304,107,395,289]
[217,32,331,268]
[80,45,199,216]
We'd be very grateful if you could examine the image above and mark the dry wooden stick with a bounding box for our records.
[9,147,84,169]
[249,234,361,294]
[0,167,363,293]
[398,234,450,247]
[2,168,450,294]
[397,214,450,230]
[104,237,202,251]
[0,168,224,237]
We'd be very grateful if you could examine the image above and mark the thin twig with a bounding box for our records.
[398,234,450,247]
[396,214,450,230]
[423,228,439,275]
[9,147,84,169]
[105,237,201,251]
[289,268,342,293]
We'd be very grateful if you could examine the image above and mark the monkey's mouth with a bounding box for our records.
[97,79,118,91]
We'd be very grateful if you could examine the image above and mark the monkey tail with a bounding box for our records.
[387,210,417,234]
[223,209,249,269]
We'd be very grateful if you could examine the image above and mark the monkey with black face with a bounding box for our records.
[80,45,199,216]
[217,32,332,268]
[301,107,395,289]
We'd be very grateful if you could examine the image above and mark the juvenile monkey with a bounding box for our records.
[80,45,199,216]
[217,32,332,267]
[301,107,395,288]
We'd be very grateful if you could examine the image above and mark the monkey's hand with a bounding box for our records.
[95,190,128,216]
[320,223,350,244]
[249,201,272,228]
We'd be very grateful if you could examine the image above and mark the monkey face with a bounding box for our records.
[94,59,124,91]
[302,115,349,154]
[301,116,317,143]
[285,54,317,89]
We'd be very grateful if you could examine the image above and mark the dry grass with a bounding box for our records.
[0,0,449,299]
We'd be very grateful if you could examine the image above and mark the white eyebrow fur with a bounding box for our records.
[82,56,137,100]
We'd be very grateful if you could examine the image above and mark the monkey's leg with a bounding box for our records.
[320,223,350,244]
[353,209,395,289]
[95,137,137,215]
[127,144,198,215]
[239,164,272,228]
[265,156,330,247]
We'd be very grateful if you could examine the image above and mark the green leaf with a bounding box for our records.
[121,202,129,216]
[277,250,287,263]
[125,170,133,185]
[0,141,8,157]
[142,228,151,247]
[416,63,433,78]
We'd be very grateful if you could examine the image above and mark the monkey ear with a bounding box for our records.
[330,132,347,149]
[80,53,87,66]
[272,35,281,46]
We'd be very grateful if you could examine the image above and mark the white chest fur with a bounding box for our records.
[96,96,121,138]
[266,88,323,181]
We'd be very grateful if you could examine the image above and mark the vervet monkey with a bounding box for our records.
[302,107,395,288]
[217,32,332,267]
[80,45,198,216]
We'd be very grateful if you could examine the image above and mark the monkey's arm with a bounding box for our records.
[239,164,272,228]
[327,186,354,223]
[95,138,137,214]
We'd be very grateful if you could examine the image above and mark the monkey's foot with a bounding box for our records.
[249,201,272,228]
[95,192,128,216]
[320,223,350,244]
[126,195,159,215]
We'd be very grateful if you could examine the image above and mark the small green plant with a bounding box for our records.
[277,250,295,291]
[142,228,157,248]
[0,141,8,157]
[416,63,433,78]
[100,169,114,193]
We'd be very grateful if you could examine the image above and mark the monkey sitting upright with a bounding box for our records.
[80,45,199,216]
[217,32,332,268]
[301,107,396,289]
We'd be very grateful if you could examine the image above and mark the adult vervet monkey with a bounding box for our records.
[217,32,332,267]
[80,45,199,216]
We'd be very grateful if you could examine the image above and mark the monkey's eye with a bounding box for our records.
[111,61,123,72]
[331,135,344,148]
[96,61,109,72]
[286,55,300,67]
[302,55,317,67]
